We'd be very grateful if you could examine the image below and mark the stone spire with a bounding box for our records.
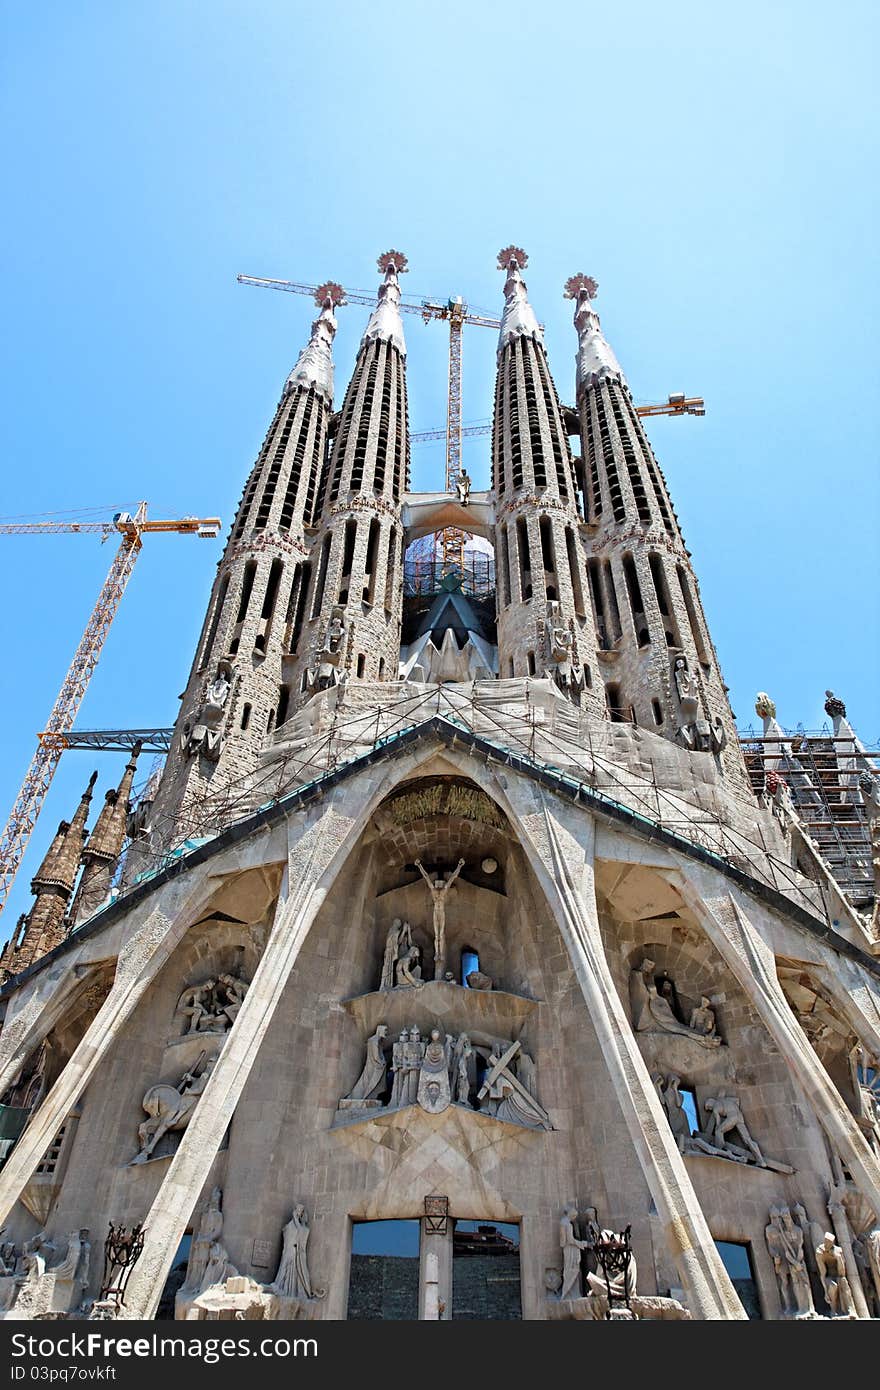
[569,275,626,391]
[497,246,543,354]
[567,273,750,792]
[490,249,602,707]
[289,251,412,697]
[284,287,340,402]
[0,772,97,978]
[69,744,141,926]
[360,251,408,355]
[137,284,345,854]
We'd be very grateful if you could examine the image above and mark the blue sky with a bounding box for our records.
[1,1,878,936]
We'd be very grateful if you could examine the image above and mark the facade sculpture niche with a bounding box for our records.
[673,655,725,754]
[652,1073,793,1173]
[131,1053,216,1164]
[308,605,347,691]
[335,1023,550,1130]
[175,971,249,1036]
[630,957,723,1049]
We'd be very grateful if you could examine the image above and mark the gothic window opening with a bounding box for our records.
[378,658,385,680]
[452,1220,521,1320]
[338,519,357,604]
[356,653,366,678]
[584,398,603,521]
[523,344,547,489]
[276,684,290,729]
[610,391,651,524]
[516,517,531,601]
[652,698,664,725]
[603,560,623,643]
[587,559,608,648]
[714,1240,761,1319]
[383,525,398,614]
[677,566,711,667]
[565,527,586,618]
[347,1220,420,1320]
[311,535,331,619]
[240,703,252,731]
[498,527,511,609]
[257,402,296,530]
[197,572,229,671]
[461,947,479,985]
[289,560,311,653]
[326,357,365,509]
[229,560,257,655]
[595,387,626,523]
[279,390,315,531]
[622,554,650,647]
[534,350,568,498]
[508,353,523,489]
[302,401,326,527]
[539,515,557,599]
[373,347,393,494]
[648,553,680,648]
[363,518,381,604]
[644,451,676,535]
[527,651,536,676]
[351,348,380,494]
[606,681,626,722]
[393,360,408,501]
[254,558,284,655]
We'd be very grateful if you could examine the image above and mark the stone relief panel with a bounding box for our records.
[0,1228,90,1320]
[336,1024,550,1130]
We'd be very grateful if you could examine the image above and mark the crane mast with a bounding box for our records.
[0,504,220,917]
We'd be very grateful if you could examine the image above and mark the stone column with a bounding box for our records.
[119,800,362,1319]
[511,788,746,1320]
[672,869,880,1217]
[0,874,209,1226]
[419,1219,452,1320]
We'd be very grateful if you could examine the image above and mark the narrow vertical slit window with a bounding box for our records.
[539,515,557,599]
[622,554,650,646]
[338,519,357,603]
[565,528,585,617]
[363,518,381,603]
[677,565,711,666]
[516,517,532,601]
[310,536,331,619]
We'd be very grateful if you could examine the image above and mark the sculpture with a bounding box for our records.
[185,1187,224,1294]
[755,692,777,720]
[477,1040,552,1129]
[175,973,249,1035]
[5,1229,91,1319]
[403,1026,423,1105]
[389,1028,409,1108]
[673,656,699,721]
[394,944,424,989]
[132,1053,216,1163]
[201,1241,238,1292]
[583,1213,637,1307]
[379,918,409,990]
[453,1033,473,1105]
[688,996,718,1040]
[341,1025,388,1107]
[311,606,347,690]
[765,1206,815,1317]
[270,1205,324,1301]
[544,601,579,692]
[702,1094,765,1165]
[183,657,234,761]
[466,969,493,991]
[848,1042,880,1154]
[656,1073,693,1150]
[558,1204,588,1300]
[629,958,721,1048]
[815,1232,855,1317]
[456,467,471,505]
[417,1028,453,1114]
[414,858,465,979]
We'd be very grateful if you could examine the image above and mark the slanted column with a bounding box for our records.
[0,872,210,1225]
[512,789,746,1318]
[119,796,368,1319]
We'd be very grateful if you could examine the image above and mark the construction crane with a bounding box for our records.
[410,395,705,445]
[0,503,221,917]
[238,271,704,571]
[238,273,500,573]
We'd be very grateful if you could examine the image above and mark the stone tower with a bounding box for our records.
[567,274,750,789]
[69,744,141,927]
[145,288,343,847]
[491,249,602,711]
[0,772,96,976]
[285,252,411,696]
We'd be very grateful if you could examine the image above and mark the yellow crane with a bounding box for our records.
[0,503,221,916]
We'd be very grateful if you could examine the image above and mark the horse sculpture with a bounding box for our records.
[132,1052,214,1164]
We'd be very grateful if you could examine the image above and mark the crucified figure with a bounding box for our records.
[415,858,465,980]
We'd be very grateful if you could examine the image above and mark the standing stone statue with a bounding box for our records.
[660,1074,693,1150]
[270,1204,324,1301]
[341,1025,388,1106]
[415,858,465,979]
[453,1034,473,1105]
[765,1206,815,1317]
[380,919,409,990]
[417,1028,453,1113]
[185,1187,224,1293]
[815,1232,855,1317]
[403,1027,424,1104]
[558,1204,588,1300]
[389,1028,409,1108]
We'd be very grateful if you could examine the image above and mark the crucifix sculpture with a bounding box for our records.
[414,858,464,980]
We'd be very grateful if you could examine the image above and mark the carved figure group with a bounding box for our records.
[176,972,249,1035]
[338,1024,548,1129]
[310,606,347,690]
[630,958,722,1048]
[556,1205,637,1308]
[0,1229,90,1318]
[379,919,425,990]
[765,1206,815,1317]
[652,1074,793,1172]
[816,1232,856,1317]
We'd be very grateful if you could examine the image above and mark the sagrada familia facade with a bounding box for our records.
[0,248,878,1322]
